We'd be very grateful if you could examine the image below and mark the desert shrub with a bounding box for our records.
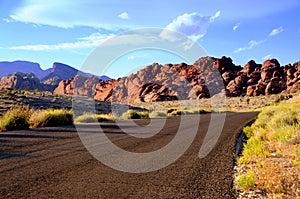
[243,137,270,157]
[149,111,167,118]
[75,113,115,123]
[295,146,300,156]
[236,171,256,191]
[0,106,32,131]
[238,102,300,196]
[30,109,73,128]
[167,109,182,116]
[74,113,97,123]
[237,156,250,165]
[121,110,149,119]
[275,94,293,103]
[167,108,209,116]
[96,114,115,122]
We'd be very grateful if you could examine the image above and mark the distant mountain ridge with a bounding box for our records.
[0,60,111,91]
[0,61,50,79]
[0,60,110,80]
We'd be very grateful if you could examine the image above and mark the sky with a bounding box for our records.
[0,0,299,78]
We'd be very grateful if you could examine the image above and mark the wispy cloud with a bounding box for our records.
[269,26,284,36]
[262,54,272,60]
[160,11,221,41]
[8,1,129,30]
[234,39,266,53]
[9,33,114,51]
[235,26,284,53]
[233,23,240,31]
[2,18,13,23]
[118,12,129,20]
[128,54,147,60]
[210,11,221,22]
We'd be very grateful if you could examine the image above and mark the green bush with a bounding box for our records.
[244,137,270,157]
[120,110,149,119]
[0,106,31,131]
[30,109,73,128]
[236,171,256,191]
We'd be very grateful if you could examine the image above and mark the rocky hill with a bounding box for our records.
[0,61,110,91]
[0,73,49,91]
[53,56,300,103]
[0,61,50,79]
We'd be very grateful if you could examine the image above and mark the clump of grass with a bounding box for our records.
[0,106,31,131]
[30,109,73,128]
[75,113,115,123]
[149,111,167,118]
[237,101,300,197]
[167,108,209,116]
[120,110,149,119]
[167,109,182,116]
[74,113,97,123]
[294,146,300,156]
[96,114,115,122]
[237,156,250,165]
[243,137,270,157]
[236,171,256,191]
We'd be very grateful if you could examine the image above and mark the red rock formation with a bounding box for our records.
[53,57,300,102]
[0,73,48,91]
[54,75,100,97]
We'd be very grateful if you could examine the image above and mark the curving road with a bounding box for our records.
[0,112,257,198]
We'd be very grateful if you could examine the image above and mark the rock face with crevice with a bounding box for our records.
[0,73,49,91]
[53,56,300,102]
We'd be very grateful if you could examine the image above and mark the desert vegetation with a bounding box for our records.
[74,113,115,123]
[30,109,73,128]
[0,106,73,132]
[235,101,300,198]
[120,110,150,119]
[134,92,297,113]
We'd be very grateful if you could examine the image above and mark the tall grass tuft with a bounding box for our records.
[30,109,73,128]
[75,113,115,123]
[236,171,256,191]
[238,101,300,196]
[0,106,32,131]
[120,110,149,119]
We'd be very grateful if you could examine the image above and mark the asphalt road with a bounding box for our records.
[0,112,257,199]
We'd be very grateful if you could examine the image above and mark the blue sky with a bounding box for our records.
[0,0,299,78]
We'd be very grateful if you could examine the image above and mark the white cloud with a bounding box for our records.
[235,25,286,53]
[127,55,135,60]
[210,10,221,22]
[262,54,272,60]
[127,54,147,60]
[233,23,240,31]
[160,11,221,41]
[9,33,114,51]
[2,18,13,23]
[118,12,129,20]
[182,40,196,51]
[8,1,128,30]
[269,26,284,36]
[234,39,266,53]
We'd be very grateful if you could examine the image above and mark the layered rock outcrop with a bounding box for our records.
[0,73,48,91]
[52,56,300,102]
